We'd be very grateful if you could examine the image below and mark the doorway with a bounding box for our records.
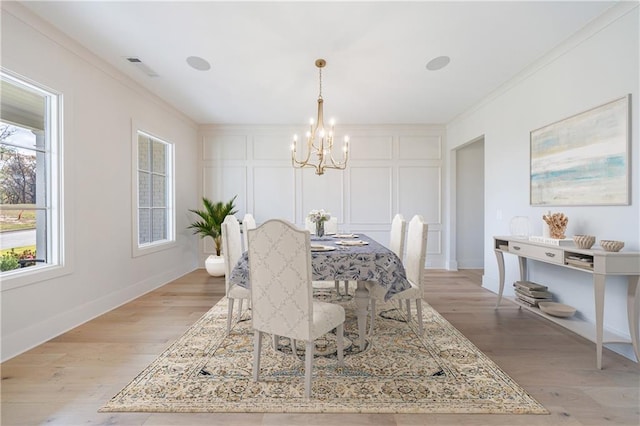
[455,137,485,277]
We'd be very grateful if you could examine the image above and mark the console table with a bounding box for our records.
[493,236,640,369]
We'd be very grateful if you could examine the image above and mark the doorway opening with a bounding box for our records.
[455,137,485,284]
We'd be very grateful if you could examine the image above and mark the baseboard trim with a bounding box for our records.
[1,265,195,362]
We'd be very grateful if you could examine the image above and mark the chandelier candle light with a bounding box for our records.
[291,59,349,175]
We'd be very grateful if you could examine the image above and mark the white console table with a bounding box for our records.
[493,236,640,369]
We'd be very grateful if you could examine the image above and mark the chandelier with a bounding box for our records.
[291,59,349,175]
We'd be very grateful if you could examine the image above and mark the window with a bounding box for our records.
[134,130,174,254]
[1,71,61,279]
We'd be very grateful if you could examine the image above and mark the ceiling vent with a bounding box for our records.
[126,57,159,77]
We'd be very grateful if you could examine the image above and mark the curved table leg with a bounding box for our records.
[494,249,505,308]
[594,274,605,369]
[354,281,370,350]
[627,276,640,363]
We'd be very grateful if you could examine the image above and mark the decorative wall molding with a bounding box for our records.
[398,135,442,160]
[203,135,247,160]
[199,124,447,267]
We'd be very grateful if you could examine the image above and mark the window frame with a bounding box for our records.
[131,125,176,257]
[0,69,69,291]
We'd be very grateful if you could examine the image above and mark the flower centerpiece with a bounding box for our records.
[307,209,331,237]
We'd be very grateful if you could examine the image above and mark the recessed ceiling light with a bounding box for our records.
[426,56,450,71]
[186,56,211,71]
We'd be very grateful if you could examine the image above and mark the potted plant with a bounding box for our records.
[188,195,237,276]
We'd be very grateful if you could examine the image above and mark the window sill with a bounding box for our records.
[132,239,177,258]
[1,263,72,292]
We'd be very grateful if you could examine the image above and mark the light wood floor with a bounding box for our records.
[2,269,639,425]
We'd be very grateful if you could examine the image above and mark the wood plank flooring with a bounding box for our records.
[2,269,639,425]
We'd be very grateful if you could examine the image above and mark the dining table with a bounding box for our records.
[228,233,411,350]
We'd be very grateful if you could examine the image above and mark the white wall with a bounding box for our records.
[447,4,639,359]
[198,124,447,267]
[456,139,484,269]
[1,4,200,361]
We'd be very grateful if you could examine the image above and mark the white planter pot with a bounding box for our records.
[205,255,225,277]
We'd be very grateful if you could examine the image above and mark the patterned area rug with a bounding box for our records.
[100,289,547,414]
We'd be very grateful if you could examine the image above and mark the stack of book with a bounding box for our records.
[513,280,552,307]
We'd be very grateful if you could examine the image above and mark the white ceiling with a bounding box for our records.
[20,1,616,125]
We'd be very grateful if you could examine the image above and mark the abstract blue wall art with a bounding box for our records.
[530,95,630,206]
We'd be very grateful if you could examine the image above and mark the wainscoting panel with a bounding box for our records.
[349,135,393,160]
[349,166,392,224]
[253,167,296,223]
[301,168,344,224]
[398,166,441,224]
[253,134,293,161]
[428,230,442,255]
[203,134,247,160]
[203,166,247,213]
[398,135,442,160]
[199,124,447,268]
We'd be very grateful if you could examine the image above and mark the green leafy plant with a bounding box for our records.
[1,250,20,272]
[188,196,237,256]
[0,248,38,271]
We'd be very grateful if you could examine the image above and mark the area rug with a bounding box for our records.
[100,289,548,414]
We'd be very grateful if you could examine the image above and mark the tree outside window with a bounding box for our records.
[1,72,59,275]
[135,131,174,252]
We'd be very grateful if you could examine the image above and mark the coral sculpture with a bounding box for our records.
[543,212,568,239]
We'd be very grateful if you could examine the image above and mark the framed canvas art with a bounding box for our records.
[530,95,630,206]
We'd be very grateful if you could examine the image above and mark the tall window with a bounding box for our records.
[0,71,61,277]
[135,131,174,251]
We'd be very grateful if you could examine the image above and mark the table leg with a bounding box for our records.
[627,276,640,362]
[594,274,605,369]
[354,281,370,350]
[494,250,505,308]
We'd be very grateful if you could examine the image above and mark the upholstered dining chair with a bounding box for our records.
[389,213,407,259]
[367,214,428,335]
[247,219,345,398]
[242,213,256,251]
[221,215,251,334]
[362,213,405,320]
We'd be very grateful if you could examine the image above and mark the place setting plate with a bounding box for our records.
[335,240,369,246]
[333,233,358,238]
[310,244,337,252]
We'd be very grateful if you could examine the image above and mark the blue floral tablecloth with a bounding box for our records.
[229,234,410,300]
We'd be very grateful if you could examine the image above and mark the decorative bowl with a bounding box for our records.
[538,302,577,318]
[573,235,595,249]
[600,240,624,252]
